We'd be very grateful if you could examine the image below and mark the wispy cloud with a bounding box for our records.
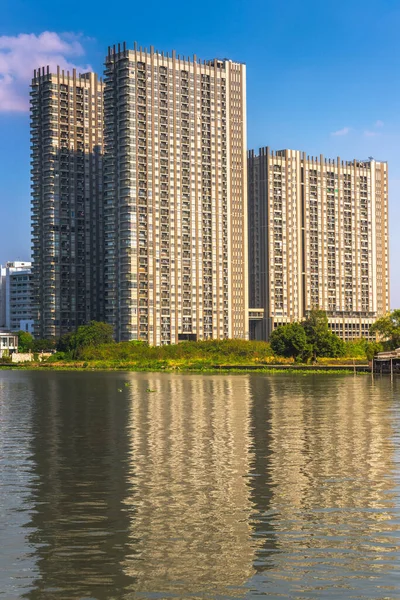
[331,127,350,137]
[364,120,385,137]
[0,32,91,113]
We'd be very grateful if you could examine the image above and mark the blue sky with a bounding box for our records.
[1,0,399,305]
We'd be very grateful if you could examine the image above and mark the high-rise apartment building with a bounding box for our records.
[0,262,33,333]
[103,43,248,344]
[248,148,389,340]
[30,67,103,339]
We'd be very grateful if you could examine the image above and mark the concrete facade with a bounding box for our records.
[103,43,248,343]
[248,148,389,341]
[0,262,34,333]
[31,68,104,339]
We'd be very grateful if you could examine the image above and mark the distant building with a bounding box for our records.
[19,319,34,335]
[0,262,34,334]
[30,67,104,339]
[248,148,389,341]
[0,330,18,358]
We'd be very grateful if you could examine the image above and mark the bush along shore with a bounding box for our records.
[0,317,378,374]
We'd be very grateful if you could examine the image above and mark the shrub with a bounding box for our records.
[269,323,309,360]
[45,351,69,363]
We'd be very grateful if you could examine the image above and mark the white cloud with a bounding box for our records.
[331,127,350,137]
[363,120,385,137]
[0,32,91,113]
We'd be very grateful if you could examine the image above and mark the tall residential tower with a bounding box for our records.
[30,67,103,339]
[103,43,248,343]
[248,148,389,340]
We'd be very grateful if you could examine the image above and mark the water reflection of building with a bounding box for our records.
[122,374,255,597]
[246,376,278,571]
[24,372,134,600]
[18,371,400,599]
[246,375,399,597]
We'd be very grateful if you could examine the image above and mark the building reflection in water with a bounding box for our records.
[24,372,135,599]
[245,375,400,598]
[14,372,400,600]
[122,374,256,598]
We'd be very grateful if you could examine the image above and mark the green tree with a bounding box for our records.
[17,330,34,352]
[365,341,383,361]
[32,338,56,352]
[270,322,309,360]
[320,332,346,358]
[344,338,383,361]
[370,310,400,350]
[56,332,76,353]
[302,309,345,359]
[73,321,114,357]
[345,338,368,358]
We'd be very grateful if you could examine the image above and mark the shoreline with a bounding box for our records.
[0,362,370,375]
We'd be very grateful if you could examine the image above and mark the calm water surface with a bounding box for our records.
[0,371,399,599]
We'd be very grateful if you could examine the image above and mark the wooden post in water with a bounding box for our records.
[391,357,393,379]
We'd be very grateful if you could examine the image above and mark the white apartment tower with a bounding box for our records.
[0,262,33,332]
[104,43,248,343]
[248,148,389,340]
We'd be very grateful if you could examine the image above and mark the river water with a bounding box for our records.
[0,371,399,599]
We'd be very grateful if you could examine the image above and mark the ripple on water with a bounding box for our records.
[0,371,399,599]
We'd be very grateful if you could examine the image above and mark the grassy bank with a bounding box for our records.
[0,339,369,374]
[0,361,363,375]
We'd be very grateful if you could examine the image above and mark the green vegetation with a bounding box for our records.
[302,309,345,359]
[77,337,277,370]
[57,321,114,357]
[370,309,400,350]
[10,317,379,373]
[16,331,55,353]
[16,322,113,357]
[344,338,382,361]
[270,310,346,362]
[16,330,33,352]
[270,322,309,360]
[37,335,370,372]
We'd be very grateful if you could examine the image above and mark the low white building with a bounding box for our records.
[0,262,33,334]
[0,330,18,358]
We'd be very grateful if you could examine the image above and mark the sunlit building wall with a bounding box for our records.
[103,43,248,343]
[248,148,389,340]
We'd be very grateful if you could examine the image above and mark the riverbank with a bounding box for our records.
[0,360,370,374]
[4,338,373,374]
